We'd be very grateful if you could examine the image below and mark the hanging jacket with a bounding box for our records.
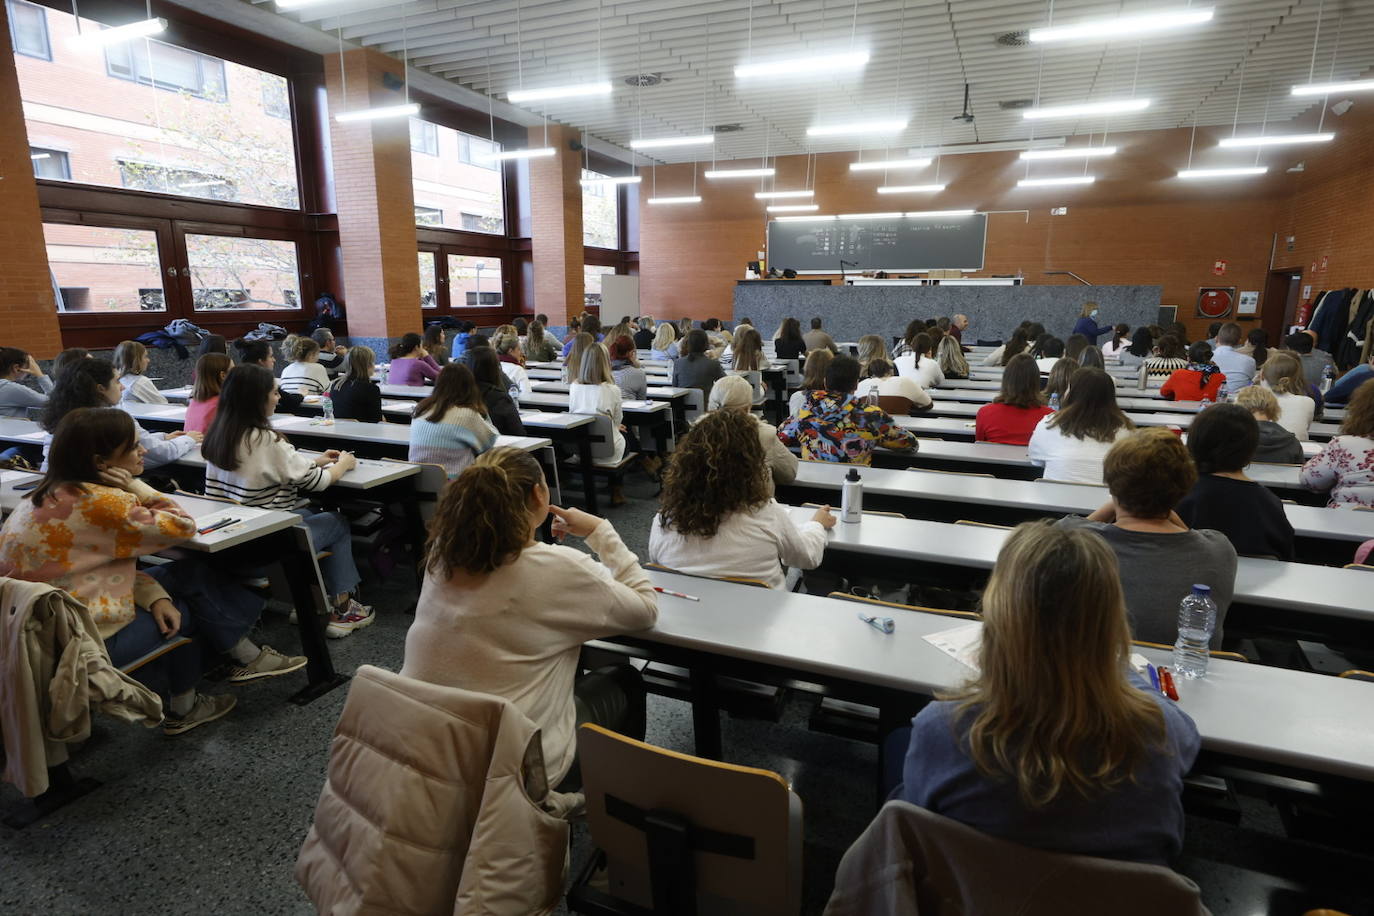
[295,664,581,915]
[0,578,162,797]
[1337,289,1373,369]
[1309,288,1353,355]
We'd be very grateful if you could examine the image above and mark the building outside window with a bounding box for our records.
[8,0,50,59]
[410,119,438,155]
[105,39,227,101]
[118,159,235,200]
[448,254,502,307]
[584,264,617,309]
[30,147,71,180]
[410,119,504,233]
[415,206,444,227]
[582,169,619,249]
[458,134,499,169]
[44,223,166,313]
[260,71,289,118]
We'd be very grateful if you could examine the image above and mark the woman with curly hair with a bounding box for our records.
[648,410,834,588]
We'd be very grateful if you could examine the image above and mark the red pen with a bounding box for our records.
[1159,667,1179,701]
[653,586,699,602]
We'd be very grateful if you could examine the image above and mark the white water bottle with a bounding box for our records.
[841,467,863,524]
[321,391,335,424]
[1173,584,1217,679]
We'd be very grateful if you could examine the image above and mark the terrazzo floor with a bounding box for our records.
[1,473,1371,915]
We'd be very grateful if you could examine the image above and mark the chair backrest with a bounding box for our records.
[680,387,705,425]
[727,369,766,405]
[1131,639,1249,663]
[645,563,770,589]
[954,519,1011,530]
[1338,670,1374,682]
[878,395,914,416]
[577,724,803,916]
[1343,563,1374,572]
[382,458,448,522]
[1035,476,1103,487]
[583,412,618,462]
[827,591,980,621]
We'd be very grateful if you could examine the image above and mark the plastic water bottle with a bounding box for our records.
[1321,364,1335,394]
[321,391,335,425]
[379,363,390,385]
[841,467,863,523]
[1199,396,1211,410]
[1048,393,1060,411]
[866,382,880,407]
[1172,584,1217,679]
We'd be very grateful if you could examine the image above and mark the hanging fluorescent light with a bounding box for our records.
[838,212,903,220]
[335,103,421,123]
[774,214,837,222]
[580,175,642,186]
[647,196,702,205]
[507,82,613,103]
[808,119,908,137]
[1177,167,1268,179]
[1029,7,1212,43]
[29,152,49,160]
[1017,175,1096,187]
[877,184,946,194]
[475,147,556,162]
[275,0,333,9]
[755,190,814,199]
[736,51,869,79]
[1292,79,1374,96]
[1020,146,1118,160]
[907,210,976,218]
[849,157,932,172]
[911,138,1066,157]
[1024,99,1150,120]
[69,17,166,48]
[704,167,775,179]
[1218,133,1335,148]
[766,204,819,213]
[629,134,714,150]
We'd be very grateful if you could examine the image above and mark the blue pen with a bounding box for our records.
[1147,663,1161,694]
[857,612,895,634]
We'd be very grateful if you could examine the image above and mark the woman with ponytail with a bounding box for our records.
[401,446,658,790]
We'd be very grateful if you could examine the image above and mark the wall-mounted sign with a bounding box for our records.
[1237,290,1259,316]
[1320,254,1330,271]
[1302,285,1312,300]
[1212,259,1228,276]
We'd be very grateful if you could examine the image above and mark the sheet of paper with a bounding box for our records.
[13,430,47,441]
[0,470,35,483]
[138,405,187,418]
[271,415,314,429]
[923,622,983,672]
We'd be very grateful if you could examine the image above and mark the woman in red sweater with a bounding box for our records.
[1160,341,1225,402]
[976,353,1053,446]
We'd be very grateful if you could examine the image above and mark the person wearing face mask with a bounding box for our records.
[1071,302,1113,344]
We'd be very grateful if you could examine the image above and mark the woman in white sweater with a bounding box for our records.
[279,336,331,397]
[114,340,169,405]
[1028,367,1136,484]
[649,409,835,588]
[202,364,372,639]
[400,446,657,790]
[1261,352,1317,440]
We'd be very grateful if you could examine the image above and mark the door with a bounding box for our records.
[1261,267,1302,344]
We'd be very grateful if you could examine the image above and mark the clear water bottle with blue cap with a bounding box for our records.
[866,381,880,408]
[1048,393,1060,411]
[1173,584,1216,679]
[321,391,335,425]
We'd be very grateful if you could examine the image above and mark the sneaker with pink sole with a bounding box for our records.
[326,600,375,639]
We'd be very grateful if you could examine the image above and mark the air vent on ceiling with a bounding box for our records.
[996,30,1030,47]
[998,99,1034,110]
[624,73,665,87]
[713,123,745,133]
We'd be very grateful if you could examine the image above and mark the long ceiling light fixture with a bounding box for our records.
[755,190,814,199]
[580,175,641,186]
[1020,146,1118,160]
[69,17,166,47]
[476,147,556,162]
[774,214,836,221]
[1024,98,1150,120]
[838,212,903,220]
[808,119,908,137]
[850,157,932,172]
[630,134,714,150]
[275,0,333,9]
[1292,79,1374,96]
[1016,175,1096,187]
[335,103,420,122]
[1029,7,1213,43]
[766,204,820,212]
[1177,166,1268,179]
[647,195,702,205]
[333,3,420,122]
[507,82,613,104]
[1218,132,1334,148]
[704,167,775,179]
[907,210,975,218]
[877,184,946,194]
[736,51,869,79]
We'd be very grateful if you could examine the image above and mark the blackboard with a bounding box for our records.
[767,213,987,274]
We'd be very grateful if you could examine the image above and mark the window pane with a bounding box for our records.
[186,234,300,310]
[447,255,502,307]
[411,120,505,233]
[8,0,50,60]
[582,170,619,249]
[13,6,300,209]
[418,252,436,308]
[584,265,616,310]
[30,147,70,180]
[44,223,166,313]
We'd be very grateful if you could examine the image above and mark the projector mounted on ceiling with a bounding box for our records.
[953,84,975,124]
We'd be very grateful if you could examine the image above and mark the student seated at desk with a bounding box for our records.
[408,363,496,478]
[1032,336,1066,374]
[650,410,832,588]
[649,322,680,361]
[562,332,595,383]
[491,330,530,397]
[0,408,305,733]
[867,359,933,412]
[470,347,526,438]
[895,332,944,390]
[1064,333,1091,363]
[891,521,1200,865]
[328,347,383,423]
[423,325,449,366]
[561,314,602,359]
[1261,352,1319,440]
[400,447,657,791]
[1300,380,1374,508]
[1055,429,1237,647]
[203,365,374,639]
[1028,367,1134,484]
[311,328,346,377]
[937,334,970,380]
[1115,328,1152,371]
[1159,342,1224,402]
[1101,323,1131,363]
[779,355,917,465]
[1234,386,1305,465]
[572,345,648,498]
[857,335,890,377]
[608,336,647,401]
[1212,322,1257,398]
[185,353,231,434]
[980,328,1029,367]
[0,346,54,417]
[1144,334,1189,378]
[387,333,441,387]
[51,347,91,380]
[708,375,797,492]
[235,339,304,413]
[788,348,835,417]
[114,340,168,405]
[773,317,806,361]
[1324,354,1374,406]
[671,329,726,402]
[1177,404,1295,560]
[41,359,199,471]
[524,320,560,363]
[279,336,330,397]
[976,353,1052,446]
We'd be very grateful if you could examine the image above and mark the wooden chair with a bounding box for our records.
[800,501,905,519]
[908,467,995,479]
[1342,563,1374,572]
[1132,639,1250,663]
[954,519,1011,529]
[1035,476,1103,487]
[1337,670,1374,682]
[566,724,803,916]
[827,591,980,621]
[644,562,770,590]
[562,413,641,503]
[878,394,914,416]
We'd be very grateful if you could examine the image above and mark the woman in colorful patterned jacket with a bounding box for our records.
[778,355,918,465]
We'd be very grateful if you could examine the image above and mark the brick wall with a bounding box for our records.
[0,12,63,358]
[527,124,583,329]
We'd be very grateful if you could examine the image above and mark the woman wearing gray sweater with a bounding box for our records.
[0,347,53,418]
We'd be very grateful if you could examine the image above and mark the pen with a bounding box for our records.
[197,517,239,535]
[653,587,699,602]
[1147,663,1160,694]
[858,612,895,634]
[1159,667,1179,701]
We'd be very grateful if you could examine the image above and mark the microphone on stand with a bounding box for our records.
[840,259,859,283]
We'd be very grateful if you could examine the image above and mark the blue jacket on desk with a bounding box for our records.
[1072,316,1113,342]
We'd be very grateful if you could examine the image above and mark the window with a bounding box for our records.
[44,223,166,313]
[415,206,444,227]
[582,169,620,249]
[410,119,438,155]
[447,254,502,307]
[8,0,49,59]
[30,147,70,180]
[118,159,236,201]
[106,39,226,101]
[418,252,437,308]
[260,72,289,119]
[410,120,505,233]
[185,234,301,310]
[583,265,617,309]
[458,134,499,169]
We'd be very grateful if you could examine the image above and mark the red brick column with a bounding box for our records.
[527,124,583,328]
[323,47,419,340]
[0,12,63,358]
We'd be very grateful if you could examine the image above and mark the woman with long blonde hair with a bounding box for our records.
[856,334,889,376]
[1260,351,1318,439]
[936,333,970,380]
[893,520,1200,864]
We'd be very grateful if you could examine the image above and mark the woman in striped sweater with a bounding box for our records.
[407,363,497,477]
[202,364,373,639]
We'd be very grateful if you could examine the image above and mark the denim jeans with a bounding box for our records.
[144,559,264,655]
[293,509,361,598]
[105,604,200,699]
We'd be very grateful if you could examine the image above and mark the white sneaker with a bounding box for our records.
[325,600,375,639]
